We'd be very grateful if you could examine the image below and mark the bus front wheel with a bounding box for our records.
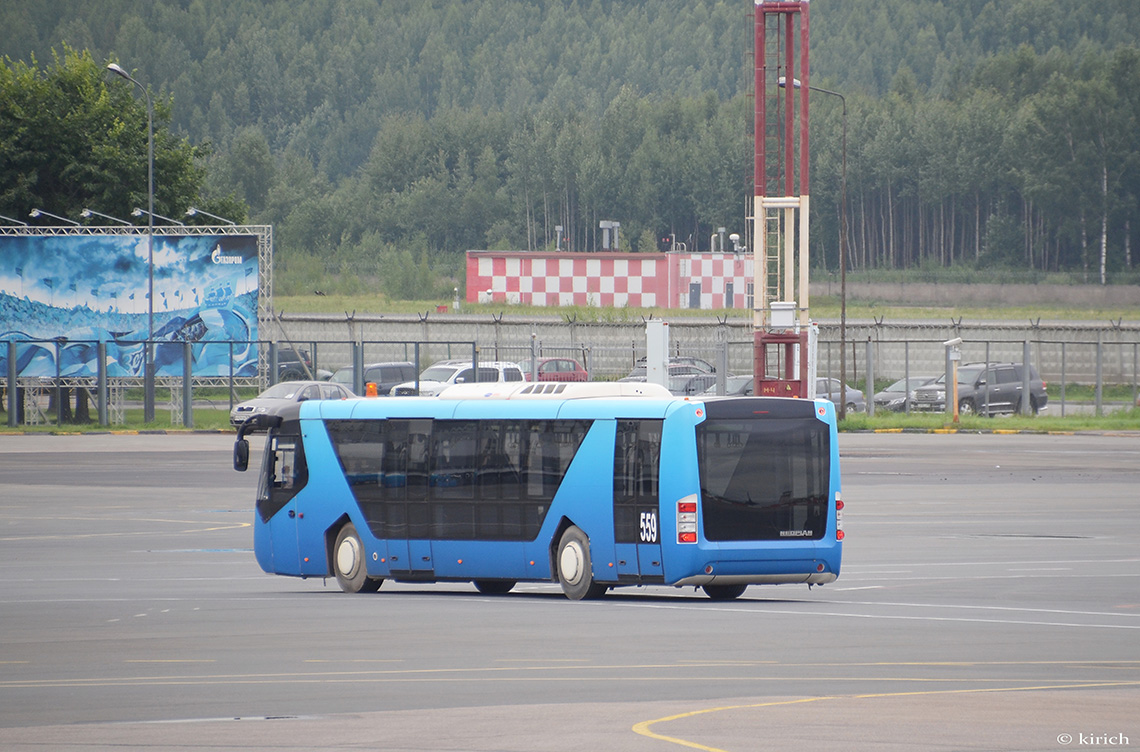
[702,583,748,600]
[556,526,606,600]
[334,523,381,593]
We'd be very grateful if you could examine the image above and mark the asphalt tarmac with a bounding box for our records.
[0,431,1137,751]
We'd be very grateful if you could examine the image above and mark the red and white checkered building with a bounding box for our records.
[466,251,755,310]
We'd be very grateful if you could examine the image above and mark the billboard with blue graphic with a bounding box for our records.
[0,232,259,378]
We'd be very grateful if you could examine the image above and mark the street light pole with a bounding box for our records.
[779,77,848,419]
[107,62,156,423]
[833,89,849,422]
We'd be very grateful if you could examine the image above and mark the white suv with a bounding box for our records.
[391,360,525,396]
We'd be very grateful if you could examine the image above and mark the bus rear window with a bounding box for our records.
[696,418,830,541]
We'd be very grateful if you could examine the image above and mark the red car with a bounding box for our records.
[518,357,588,382]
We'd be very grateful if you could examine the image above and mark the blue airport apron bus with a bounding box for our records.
[232,382,843,600]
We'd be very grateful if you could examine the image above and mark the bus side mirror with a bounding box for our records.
[233,438,250,472]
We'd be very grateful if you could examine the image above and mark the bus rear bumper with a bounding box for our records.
[673,556,839,587]
[673,571,838,586]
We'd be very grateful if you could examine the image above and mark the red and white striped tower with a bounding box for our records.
[753,0,812,398]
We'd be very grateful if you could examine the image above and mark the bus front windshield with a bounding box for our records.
[696,416,830,541]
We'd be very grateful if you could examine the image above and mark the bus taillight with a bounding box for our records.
[677,497,698,544]
[835,492,844,540]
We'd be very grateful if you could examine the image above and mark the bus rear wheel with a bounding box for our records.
[702,583,748,600]
[557,526,606,600]
[473,580,516,595]
[333,523,381,593]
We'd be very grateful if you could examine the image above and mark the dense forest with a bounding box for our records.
[2,0,1139,296]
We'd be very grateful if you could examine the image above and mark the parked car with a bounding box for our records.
[274,347,331,381]
[628,356,717,379]
[391,360,526,396]
[873,376,937,412]
[330,361,417,395]
[816,378,865,412]
[670,372,718,396]
[701,375,756,397]
[618,363,706,385]
[230,380,353,429]
[912,362,1048,416]
[518,357,588,382]
[697,373,761,396]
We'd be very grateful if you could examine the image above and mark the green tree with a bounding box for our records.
[0,45,225,224]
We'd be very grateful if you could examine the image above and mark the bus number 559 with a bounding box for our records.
[639,511,658,543]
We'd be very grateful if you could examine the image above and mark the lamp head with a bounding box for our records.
[131,208,144,217]
[29,209,42,218]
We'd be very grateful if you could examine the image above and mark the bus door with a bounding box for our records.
[257,430,307,576]
[614,420,665,581]
[385,419,435,576]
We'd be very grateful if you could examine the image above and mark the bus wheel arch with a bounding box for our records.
[332,521,382,593]
[702,583,748,600]
[555,525,606,600]
[473,579,516,595]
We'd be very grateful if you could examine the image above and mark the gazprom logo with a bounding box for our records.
[211,245,243,265]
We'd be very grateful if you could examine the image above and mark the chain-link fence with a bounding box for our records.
[6,320,1139,426]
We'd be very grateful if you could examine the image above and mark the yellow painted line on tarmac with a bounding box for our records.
[931,428,958,433]
[631,681,1140,751]
[872,428,903,433]
[632,697,832,752]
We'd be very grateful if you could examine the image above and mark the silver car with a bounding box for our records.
[230,380,353,429]
[873,376,936,412]
[701,375,755,397]
[815,378,865,412]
